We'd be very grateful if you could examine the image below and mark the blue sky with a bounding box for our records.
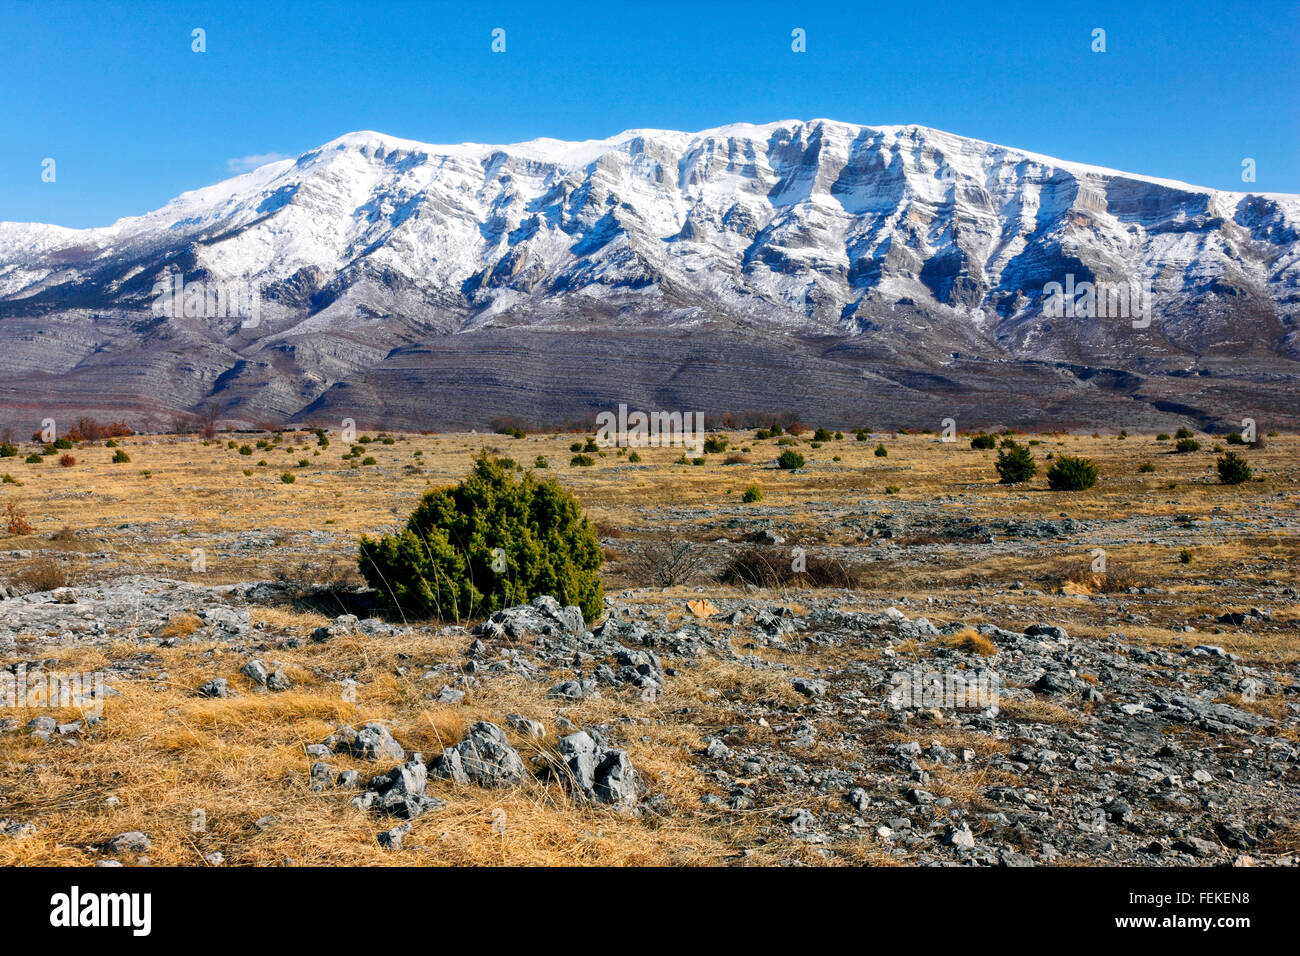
[3,0,1297,227]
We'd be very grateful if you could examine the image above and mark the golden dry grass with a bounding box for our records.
[0,427,1297,865]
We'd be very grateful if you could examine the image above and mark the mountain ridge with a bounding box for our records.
[1,119,1297,431]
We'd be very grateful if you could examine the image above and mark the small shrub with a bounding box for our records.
[703,436,728,454]
[0,443,17,458]
[812,427,833,442]
[1174,437,1201,453]
[361,456,377,466]
[112,449,131,463]
[1138,461,1155,473]
[1216,452,1251,485]
[58,453,76,468]
[570,454,595,467]
[884,485,900,495]
[5,500,34,535]
[627,451,641,463]
[970,433,996,450]
[25,454,42,464]
[358,454,603,621]
[1,474,20,485]
[533,456,549,468]
[1175,427,1194,440]
[1225,431,1245,445]
[994,441,1037,484]
[280,472,296,484]
[777,450,805,470]
[1179,549,1194,564]
[1155,433,1170,441]
[874,443,888,457]
[569,442,583,453]
[1046,455,1098,491]
[238,445,253,456]
[742,484,763,503]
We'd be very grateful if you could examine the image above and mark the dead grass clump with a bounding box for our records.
[7,556,68,593]
[594,518,622,538]
[1060,557,1146,594]
[997,696,1082,726]
[156,613,204,640]
[273,557,364,599]
[720,547,860,589]
[943,627,997,656]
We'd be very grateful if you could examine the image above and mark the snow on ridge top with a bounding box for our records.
[6,120,1297,242]
[316,120,1300,200]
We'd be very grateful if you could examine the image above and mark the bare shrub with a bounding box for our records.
[626,533,707,587]
[720,546,860,589]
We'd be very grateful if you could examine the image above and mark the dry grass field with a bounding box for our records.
[1,426,1297,866]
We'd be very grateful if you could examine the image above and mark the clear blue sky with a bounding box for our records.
[3,0,1297,228]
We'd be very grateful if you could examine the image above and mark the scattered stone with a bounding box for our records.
[198,678,228,698]
[104,831,151,854]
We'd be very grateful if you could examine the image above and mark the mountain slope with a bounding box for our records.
[1,120,1297,430]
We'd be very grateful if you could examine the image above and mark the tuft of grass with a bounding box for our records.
[944,627,997,657]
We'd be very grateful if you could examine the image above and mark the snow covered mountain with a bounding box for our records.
[1,119,1298,430]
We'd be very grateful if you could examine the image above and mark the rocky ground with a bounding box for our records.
[0,429,1296,866]
[1,570,1296,866]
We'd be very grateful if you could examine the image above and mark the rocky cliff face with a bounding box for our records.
[1,120,1297,430]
